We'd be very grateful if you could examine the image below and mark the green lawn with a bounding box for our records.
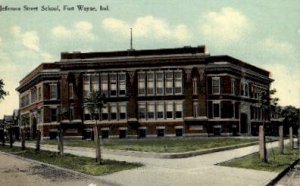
[42,137,258,153]
[219,148,299,172]
[0,146,142,176]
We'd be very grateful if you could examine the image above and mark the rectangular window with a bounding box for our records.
[100,74,108,96]
[193,102,199,117]
[110,104,117,120]
[119,104,127,120]
[240,82,245,96]
[91,75,99,92]
[31,87,37,103]
[84,108,91,120]
[110,74,117,97]
[156,72,164,95]
[50,84,58,100]
[38,87,42,101]
[175,102,183,118]
[51,108,57,122]
[69,107,74,120]
[174,71,182,94]
[147,72,155,95]
[212,77,220,94]
[156,103,164,119]
[231,79,235,95]
[138,103,146,119]
[83,75,90,98]
[166,102,174,119]
[221,101,233,118]
[213,103,220,118]
[101,107,108,120]
[69,83,74,99]
[165,71,173,95]
[147,103,155,119]
[118,73,126,96]
[138,72,146,96]
[193,78,198,95]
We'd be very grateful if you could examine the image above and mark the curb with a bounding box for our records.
[266,158,300,186]
[0,150,118,186]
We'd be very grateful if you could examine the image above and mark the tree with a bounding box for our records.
[280,106,299,130]
[84,91,106,164]
[21,115,30,150]
[58,107,68,155]
[0,79,8,100]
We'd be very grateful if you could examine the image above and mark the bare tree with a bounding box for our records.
[84,91,106,164]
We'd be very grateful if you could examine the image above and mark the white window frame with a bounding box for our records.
[165,71,174,95]
[156,71,164,95]
[118,73,126,97]
[147,72,155,96]
[212,77,220,95]
[138,72,146,96]
[174,70,183,95]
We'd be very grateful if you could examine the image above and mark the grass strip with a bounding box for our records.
[0,145,142,176]
[42,138,257,153]
[219,148,300,172]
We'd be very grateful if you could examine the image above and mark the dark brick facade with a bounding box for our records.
[16,46,273,138]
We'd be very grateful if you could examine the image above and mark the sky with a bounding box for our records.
[0,0,299,117]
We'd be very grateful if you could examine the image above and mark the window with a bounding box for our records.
[166,102,173,119]
[138,103,146,119]
[147,103,155,119]
[138,72,146,95]
[193,101,199,117]
[193,78,198,95]
[245,83,249,97]
[31,87,37,103]
[174,71,182,94]
[50,84,58,99]
[110,74,117,97]
[212,77,220,94]
[157,128,165,137]
[119,104,127,120]
[147,72,155,95]
[118,73,126,96]
[83,75,90,98]
[156,103,164,119]
[156,72,164,95]
[38,87,42,100]
[221,101,234,118]
[91,75,99,92]
[69,107,74,120]
[231,79,235,95]
[84,108,91,120]
[110,104,117,120]
[175,102,183,118]
[69,83,74,99]
[100,74,108,96]
[165,71,173,95]
[51,108,57,122]
[101,107,108,120]
[213,103,220,118]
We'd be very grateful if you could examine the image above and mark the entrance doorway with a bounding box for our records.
[240,113,248,134]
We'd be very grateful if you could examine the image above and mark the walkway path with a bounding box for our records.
[15,139,291,186]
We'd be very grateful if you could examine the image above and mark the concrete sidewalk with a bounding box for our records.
[13,139,293,186]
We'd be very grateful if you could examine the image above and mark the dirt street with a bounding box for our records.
[0,152,107,186]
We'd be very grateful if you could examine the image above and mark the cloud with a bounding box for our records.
[51,21,96,40]
[259,37,298,57]
[102,15,191,43]
[11,26,40,52]
[199,7,250,43]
